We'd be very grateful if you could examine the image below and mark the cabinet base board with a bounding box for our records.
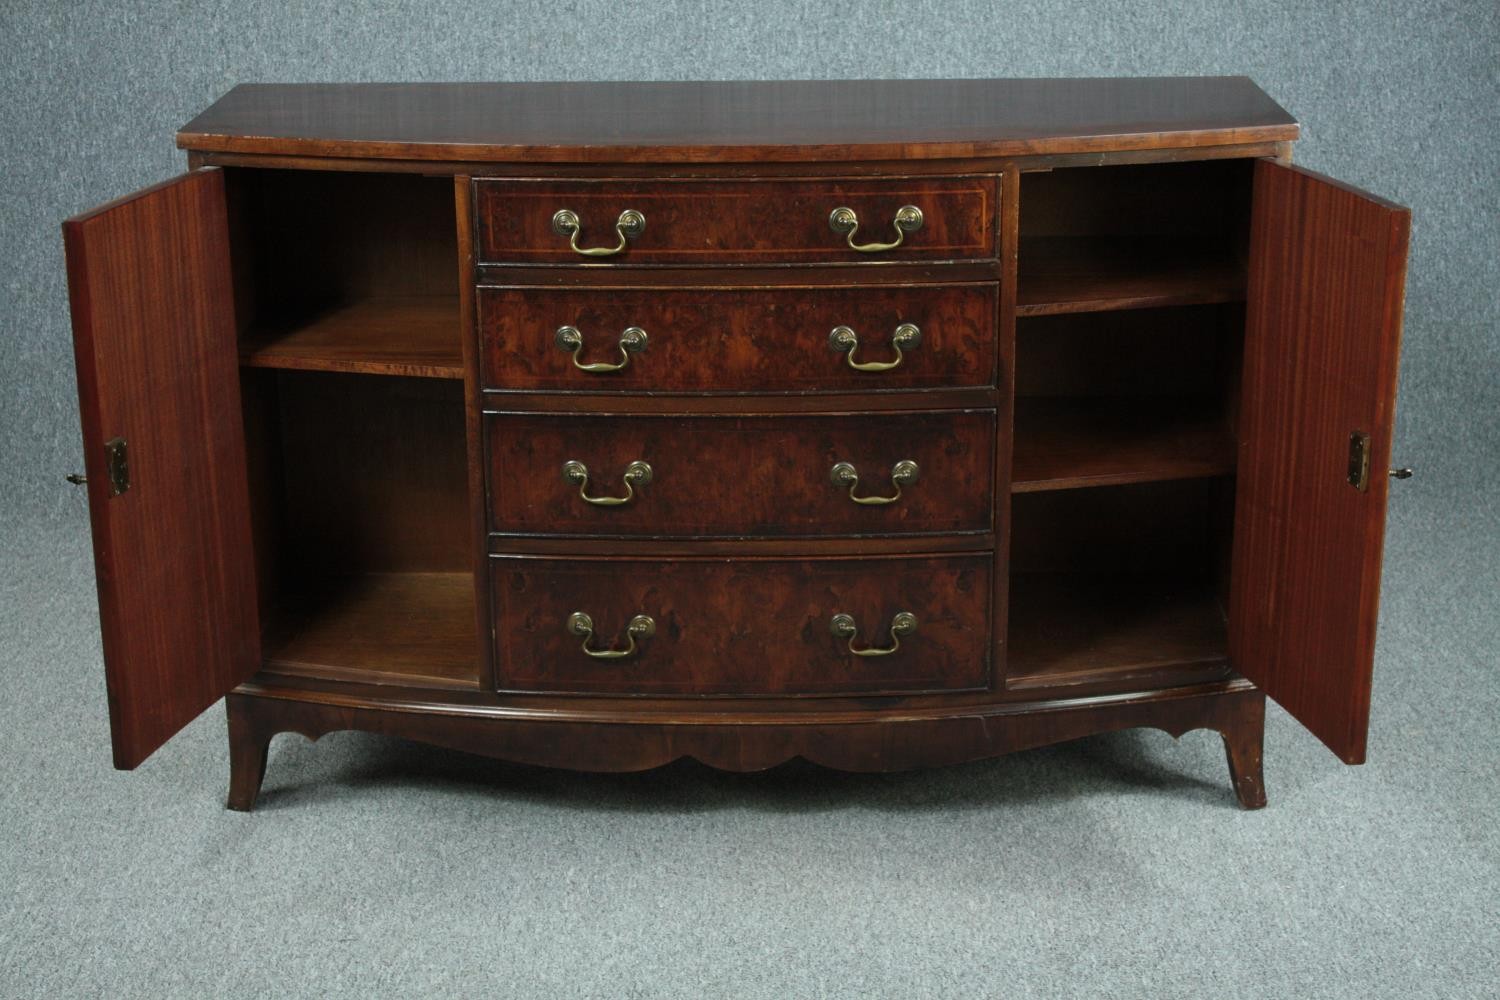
[223,681,1267,812]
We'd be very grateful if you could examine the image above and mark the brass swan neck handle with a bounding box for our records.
[551,208,646,257]
[828,204,924,253]
[566,612,655,659]
[563,459,653,506]
[830,612,918,657]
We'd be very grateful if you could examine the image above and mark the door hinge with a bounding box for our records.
[1347,431,1371,492]
[104,437,129,496]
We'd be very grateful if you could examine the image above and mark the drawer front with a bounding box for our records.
[478,282,999,393]
[492,554,991,695]
[474,177,997,265]
[486,410,996,538]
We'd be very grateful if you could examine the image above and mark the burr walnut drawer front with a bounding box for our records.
[478,281,999,393]
[473,177,997,265]
[491,554,992,695]
[485,409,996,539]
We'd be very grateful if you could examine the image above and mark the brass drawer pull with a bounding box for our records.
[562,459,652,506]
[830,611,918,657]
[829,323,921,372]
[830,459,919,505]
[566,611,655,659]
[828,204,923,253]
[551,208,645,257]
[555,325,647,372]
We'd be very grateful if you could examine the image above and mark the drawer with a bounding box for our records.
[474,177,997,265]
[485,410,996,538]
[478,281,999,393]
[492,554,992,695]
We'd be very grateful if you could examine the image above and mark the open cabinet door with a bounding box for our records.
[64,169,260,770]
[1230,160,1411,764]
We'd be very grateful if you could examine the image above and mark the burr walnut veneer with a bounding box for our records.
[61,79,1410,811]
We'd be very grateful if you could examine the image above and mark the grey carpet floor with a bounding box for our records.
[2,480,1496,999]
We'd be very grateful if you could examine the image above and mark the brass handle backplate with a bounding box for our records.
[830,459,919,505]
[562,459,652,506]
[829,323,921,372]
[566,611,655,659]
[830,611,918,657]
[828,205,924,253]
[551,208,645,257]
[555,325,647,372]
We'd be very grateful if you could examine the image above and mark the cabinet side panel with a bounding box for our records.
[1229,160,1410,764]
[457,175,494,686]
[63,169,261,769]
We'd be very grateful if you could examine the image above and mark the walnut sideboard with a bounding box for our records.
[62,79,1412,811]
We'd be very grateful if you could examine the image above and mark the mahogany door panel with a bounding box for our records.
[478,281,999,393]
[63,169,261,769]
[1230,160,1411,764]
[492,554,992,695]
[473,176,997,265]
[485,410,996,538]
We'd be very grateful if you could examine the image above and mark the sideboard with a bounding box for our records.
[61,79,1411,810]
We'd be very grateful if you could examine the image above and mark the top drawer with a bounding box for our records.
[474,177,997,266]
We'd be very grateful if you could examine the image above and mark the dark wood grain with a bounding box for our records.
[240,296,462,378]
[261,572,478,688]
[492,554,991,695]
[487,534,995,558]
[474,177,996,265]
[177,79,1297,164]
[223,680,1267,810]
[1018,158,1253,238]
[276,373,470,574]
[478,281,998,392]
[1011,396,1234,492]
[1014,305,1244,399]
[63,169,261,769]
[1016,236,1245,315]
[482,388,998,415]
[1009,479,1226,575]
[485,410,996,538]
[225,169,457,319]
[1016,159,1251,315]
[1007,574,1229,691]
[456,175,497,690]
[993,165,1021,675]
[1229,160,1410,764]
[63,79,1412,813]
[190,140,1295,178]
[1222,691,1267,809]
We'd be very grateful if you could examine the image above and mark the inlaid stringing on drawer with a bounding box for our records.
[484,409,997,539]
[473,176,998,265]
[492,554,992,695]
[477,281,1000,393]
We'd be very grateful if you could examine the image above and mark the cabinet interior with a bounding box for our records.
[226,169,463,379]
[216,161,1255,695]
[227,169,478,688]
[1006,160,1251,691]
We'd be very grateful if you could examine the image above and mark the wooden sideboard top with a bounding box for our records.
[176,78,1298,164]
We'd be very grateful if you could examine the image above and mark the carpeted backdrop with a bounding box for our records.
[1,2,1496,997]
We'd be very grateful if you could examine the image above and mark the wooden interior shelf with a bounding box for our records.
[1011,396,1236,493]
[262,572,478,689]
[240,296,463,379]
[1006,574,1230,691]
[1017,237,1246,316]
